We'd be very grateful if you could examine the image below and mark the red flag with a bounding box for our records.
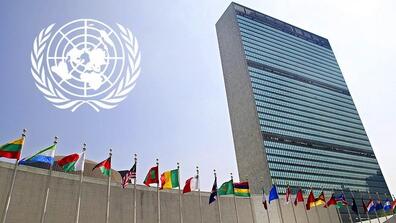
[306,191,315,210]
[285,186,292,204]
[391,199,396,212]
[294,189,304,206]
[262,189,268,210]
[143,166,159,186]
[362,198,368,213]
[326,193,337,207]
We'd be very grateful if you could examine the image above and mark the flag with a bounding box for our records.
[160,169,179,189]
[285,186,292,204]
[121,161,136,188]
[183,175,198,194]
[375,200,383,211]
[383,199,391,212]
[19,144,56,166]
[92,157,111,176]
[144,166,159,186]
[0,137,24,160]
[335,193,348,208]
[262,189,268,210]
[233,182,250,197]
[391,199,396,212]
[351,197,358,214]
[209,177,218,204]
[268,185,279,204]
[218,180,234,195]
[56,152,85,172]
[294,189,304,206]
[326,193,337,207]
[314,191,326,207]
[306,191,315,210]
[362,198,368,213]
[366,199,375,213]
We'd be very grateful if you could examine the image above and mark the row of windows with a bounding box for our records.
[258,110,366,137]
[255,99,365,128]
[250,74,356,111]
[247,55,347,90]
[249,67,353,103]
[268,163,378,181]
[267,154,377,174]
[270,170,376,187]
[240,33,342,75]
[243,44,345,84]
[264,141,377,164]
[245,51,347,89]
[259,114,369,143]
[266,148,378,169]
[262,126,371,150]
[237,16,335,58]
[251,81,358,116]
[253,89,361,121]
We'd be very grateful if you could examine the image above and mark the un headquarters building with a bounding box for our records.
[216,2,390,215]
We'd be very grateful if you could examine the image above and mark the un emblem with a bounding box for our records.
[31,19,141,112]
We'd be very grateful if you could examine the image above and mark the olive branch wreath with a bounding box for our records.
[30,23,141,112]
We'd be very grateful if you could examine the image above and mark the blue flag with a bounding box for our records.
[209,177,218,204]
[383,199,391,212]
[375,200,383,211]
[268,185,279,203]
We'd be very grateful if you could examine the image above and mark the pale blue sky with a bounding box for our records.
[0,0,394,194]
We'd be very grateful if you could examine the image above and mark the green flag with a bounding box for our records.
[218,180,234,195]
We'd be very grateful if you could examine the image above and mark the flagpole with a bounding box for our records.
[230,173,240,223]
[368,191,380,223]
[321,189,332,223]
[248,180,256,223]
[392,194,395,221]
[361,191,372,223]
[214,170,222,223]
[287,184,297,223]
[332,188,342,223]
[340,188,353,223]
[177,163,183,223]
[105,149,112,223]
[1,129,26,223]
[273,180,284,223]
[376,192,387,221]
[301,188,310,223]
[133,154,137,223]
[351,191,362,222]
[157,159,160,223]
[384,193,390,221]
[263,188,271,223]
[196,166,203,223]
[311,188,321,223]
[40,136,58,223]
[74,143,86,223]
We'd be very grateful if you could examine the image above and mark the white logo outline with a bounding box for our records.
[30,19,141,112]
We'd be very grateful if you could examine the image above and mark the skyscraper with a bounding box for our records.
[216,2,390,205]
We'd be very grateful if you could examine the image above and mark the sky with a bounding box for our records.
[0,0,394,194]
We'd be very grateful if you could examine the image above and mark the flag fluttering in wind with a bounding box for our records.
[160,169,179,189]
[262,189,268,210]
[383,199,391,212]
[19,144,56,166]
[268,185,279,204]
[57,152,85,172]
[209,177,218,204]
[306,191,315,210]
[362,198,368,213]
[366,199,375,213]
[391,199,396,212]
[375,200,383,211]
[121,161,136,188]
[233,182,250,197]
[218,180,234,195]
[335,193,348,208]
[351,197,359,214]
[0,137,24,160]
[285,185,292,204]
[143,166,159,186]
[183,175,198,194]
[92,156,111,176]
[294,188,304,206]
[326,193,337,207]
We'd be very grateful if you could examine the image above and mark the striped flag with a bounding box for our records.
[121,161,136,188]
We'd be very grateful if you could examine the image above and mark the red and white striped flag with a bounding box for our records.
[183,175,199,193]
[121,162,136,188]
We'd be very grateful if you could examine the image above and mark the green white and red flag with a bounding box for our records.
[92,157,111,176]
[144,166,159,186]
[57,152,85,172]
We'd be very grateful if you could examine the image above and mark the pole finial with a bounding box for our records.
[156,158,159,166]
[22,129,27,137]
[134,153,137,161]
[177,162,180,169]
[54,136,59,144]
[83,143,87,152]
[109,148,112,156]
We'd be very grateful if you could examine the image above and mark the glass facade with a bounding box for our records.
[229,4,390,221]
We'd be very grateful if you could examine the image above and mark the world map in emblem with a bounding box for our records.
[31,19,141,112]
